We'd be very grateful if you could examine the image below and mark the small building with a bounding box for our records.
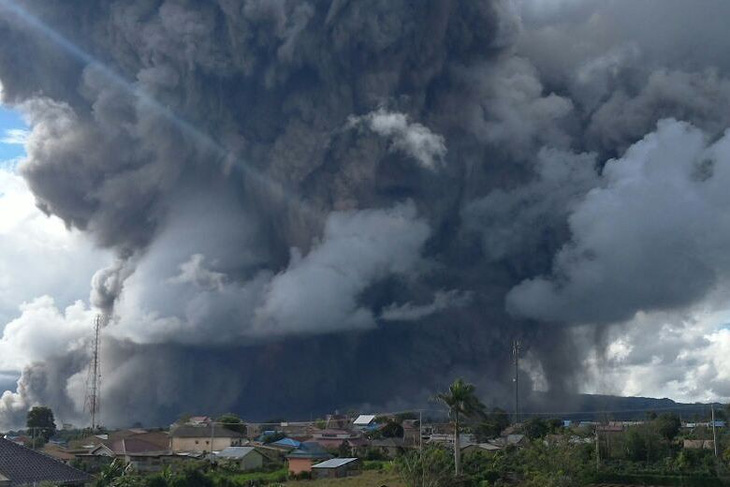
[353,415,377,429]
[79,436,178,473]
[402,420,421,446]
[42,443,80,464]
[0,437,91,486]
[427,433,475,446]
[270,437,301,451]
[325,413,350,430]
[597,424,624,434]
[500,434,527,447]
[684,439,715,450]
[310,429,363,450]
[216,447,264,471]
[369,438,406,458]
[461,443,502,455]
[286,442,331,475]
[170,424,246,453]
[311,458,360,479]
[279,422,314,438]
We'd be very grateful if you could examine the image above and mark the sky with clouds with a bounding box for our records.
[0,104,109,392]
[0,107,26,162]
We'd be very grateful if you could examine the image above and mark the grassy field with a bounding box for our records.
[285,470,406,486]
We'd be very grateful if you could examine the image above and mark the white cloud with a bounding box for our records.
[0,168,109,327]
[0,172,107,426]
[0,297,94,371]
[580,297,730,403]
[0,128,29,145]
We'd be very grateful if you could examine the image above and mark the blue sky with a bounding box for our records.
[0,106,27,162]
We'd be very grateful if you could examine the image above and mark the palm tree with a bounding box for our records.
[436,378,486,476]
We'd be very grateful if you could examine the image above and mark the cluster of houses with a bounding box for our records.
[56,413,429,478]
[0,412,529,481]
[1,413,726,484]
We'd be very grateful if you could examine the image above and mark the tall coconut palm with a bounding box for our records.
[436,378,486,476]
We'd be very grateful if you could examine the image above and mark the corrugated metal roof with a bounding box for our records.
[286,442,331,459]
[272,437,301,448]
[353,414,376,425]
[312,457,359,469]
[217,447,259,459]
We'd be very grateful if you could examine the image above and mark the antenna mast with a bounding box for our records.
[85,314,104,431]
[512,339,521,423]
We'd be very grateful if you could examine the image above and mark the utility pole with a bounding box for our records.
[512,340,521,423]
[420,409,424,487]
[712,405,718,457]
[595,427,600,469]
[210,420,216,460]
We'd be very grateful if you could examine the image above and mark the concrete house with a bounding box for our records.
[286,442,331,475]
[78,435,181,473]
[369,438,406,458]
[684,439,715,450]
[216,447,265,471]
[170,424,246,453]
[310,429,362,449]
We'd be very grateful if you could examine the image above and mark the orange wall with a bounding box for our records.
[288,458,313,474]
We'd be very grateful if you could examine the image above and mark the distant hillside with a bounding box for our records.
[519,393,723,421]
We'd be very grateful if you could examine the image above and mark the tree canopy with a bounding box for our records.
[26,406,56,447]
[216,413,246,434]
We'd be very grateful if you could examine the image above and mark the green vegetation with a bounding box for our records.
[93,460,288,487]
[474,407,511,441]
[26,405,56,448]
[216,413,247,435]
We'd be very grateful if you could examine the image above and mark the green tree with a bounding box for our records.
[381,421,405,438]
[654,412,681,441]
[216,413,246,435]
[435,378,486,476]
[523,417,549,440]
[546,418,564,434]
[475,407,511,441]
[26,406,56,448]
[94,458,127,487]
[624,428,647,462]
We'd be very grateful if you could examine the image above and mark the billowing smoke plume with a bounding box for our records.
[3,0,730,427]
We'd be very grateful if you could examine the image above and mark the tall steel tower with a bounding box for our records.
[512,339,521,423]
[84,314,105,431]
